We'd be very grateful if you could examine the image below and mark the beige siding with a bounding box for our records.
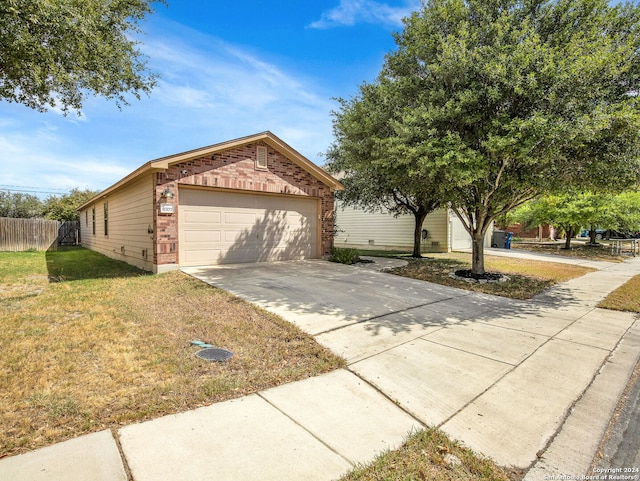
[334,205,450,253]
[422,209,450,252]
[79,175,154,271]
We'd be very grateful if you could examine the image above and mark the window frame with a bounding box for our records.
[255,145,268,170]
[103,202,109,236]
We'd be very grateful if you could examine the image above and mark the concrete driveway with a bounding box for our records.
[184,257,640,473]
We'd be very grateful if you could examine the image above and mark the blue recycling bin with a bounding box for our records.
[505,232,513,249]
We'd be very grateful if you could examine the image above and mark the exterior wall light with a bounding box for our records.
[162,187,174,200]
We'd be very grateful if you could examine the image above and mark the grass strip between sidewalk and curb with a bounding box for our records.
[598,274,640,313]
[338,428,517,481]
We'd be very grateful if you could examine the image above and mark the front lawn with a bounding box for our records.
[0,248,344,457]
[388,252,595,299]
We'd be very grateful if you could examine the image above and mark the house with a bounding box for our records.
[77,132,343,273]
[334,204,491,252]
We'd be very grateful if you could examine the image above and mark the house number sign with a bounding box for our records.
[159,203,175,214]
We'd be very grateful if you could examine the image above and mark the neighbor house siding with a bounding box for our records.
[335,205,450,253]
[79,175,154,271]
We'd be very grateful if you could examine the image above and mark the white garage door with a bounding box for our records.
[450,212,472,250]
[178,188,318,266]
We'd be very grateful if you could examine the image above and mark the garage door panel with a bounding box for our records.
[225,212,258,225]
[184,229,222,243]
[182,248,222,264]
[183,210,221,225]
[224,230,255,243]
[179,189,317,266]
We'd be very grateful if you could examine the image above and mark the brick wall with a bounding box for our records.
[496,222,553,239]
[153,141,335,266]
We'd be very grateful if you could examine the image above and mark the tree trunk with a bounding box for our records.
[471,233,486,275]
[589,225,597,244]
[563,226,574,249]
[412,209,429,258]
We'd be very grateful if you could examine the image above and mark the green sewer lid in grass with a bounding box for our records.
[195,348,234,362]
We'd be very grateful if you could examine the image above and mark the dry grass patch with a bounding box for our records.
[599,274,640,313]
[389,252,595,299]
[0,248,344,457]
[339,428,515,481]
[512,241,625,262]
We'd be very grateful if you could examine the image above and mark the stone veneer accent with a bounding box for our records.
[153,141,335,267]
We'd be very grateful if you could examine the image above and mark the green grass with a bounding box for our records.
[0,247,344,457]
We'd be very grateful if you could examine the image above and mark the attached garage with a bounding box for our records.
[78,132,342,273]
[179,188,319,266]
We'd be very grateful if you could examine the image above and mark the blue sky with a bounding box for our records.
[0,0,421,198]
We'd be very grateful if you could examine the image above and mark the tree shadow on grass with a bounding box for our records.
[45,246,149,282]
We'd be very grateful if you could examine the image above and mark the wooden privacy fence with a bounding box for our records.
[0,218,80,252]
[58,220,80,246]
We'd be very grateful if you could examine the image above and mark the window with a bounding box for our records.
[85,210,88,227]
[256,145,268,170]
[103,202,108,236]
[92,207,96,235]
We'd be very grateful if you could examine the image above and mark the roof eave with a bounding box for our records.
[77,131,344,211]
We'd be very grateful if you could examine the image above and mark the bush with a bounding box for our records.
[328,247,361,265]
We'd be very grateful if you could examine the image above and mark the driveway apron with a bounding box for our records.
[184,257,640,473]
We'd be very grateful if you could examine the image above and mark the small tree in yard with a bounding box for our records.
[327,81,453,258]
[610,191,640,236]
[328,0,640,275]
[511,193,607,249]
[512,191,640,247]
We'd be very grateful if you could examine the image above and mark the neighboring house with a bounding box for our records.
[496,222,555,240]
[77,132,343,273]
[334,204,491,252]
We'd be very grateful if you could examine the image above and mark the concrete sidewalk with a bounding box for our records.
[2,252,639,481]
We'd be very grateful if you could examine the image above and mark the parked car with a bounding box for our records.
[580,228,607,239]
[580,228,638,240]
[605,229,638,239]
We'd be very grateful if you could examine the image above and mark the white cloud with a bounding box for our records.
[308,0,421,29]
[0,130,131,196]
[131,22,336,161]
[143,30,328,112]
[0,18,341,198]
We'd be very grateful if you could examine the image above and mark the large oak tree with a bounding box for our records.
[328,0,640,274]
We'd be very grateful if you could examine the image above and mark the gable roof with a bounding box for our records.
[78,131,343,210]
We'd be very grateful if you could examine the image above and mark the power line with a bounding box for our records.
[0,185,77,196]
[0,184,70,192]
[0,188,71,195]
